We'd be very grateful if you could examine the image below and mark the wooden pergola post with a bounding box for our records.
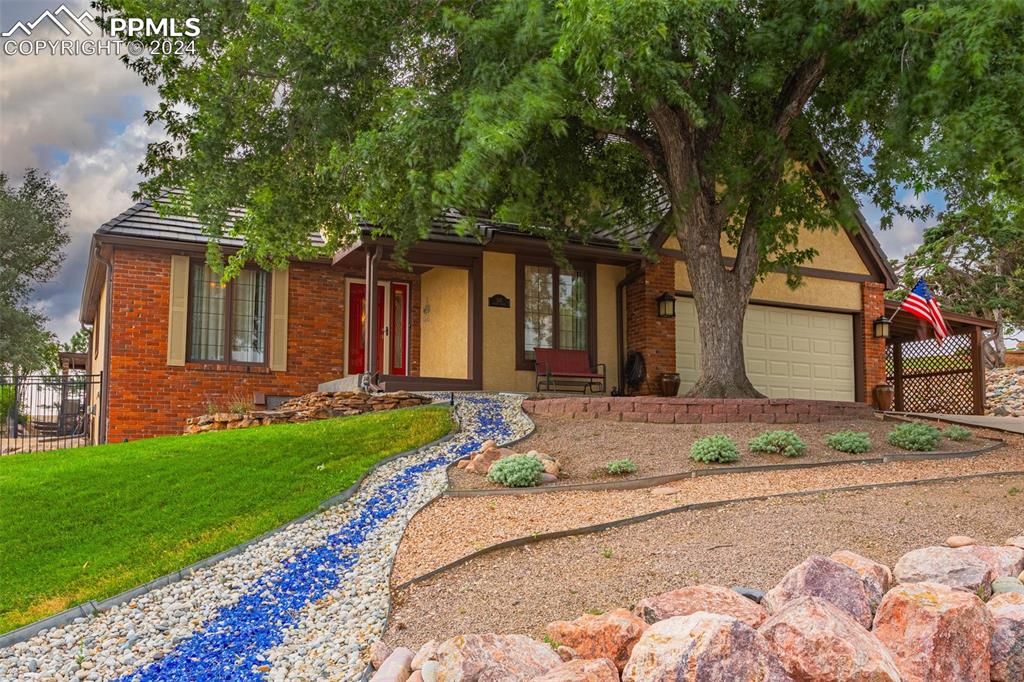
[970,324,986,415]
[891,341,904,412]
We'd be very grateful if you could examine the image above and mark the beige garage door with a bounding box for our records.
[675,298,855,401]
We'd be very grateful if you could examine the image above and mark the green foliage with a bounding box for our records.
[690,435,740,464]
[487,455,545,487]
[0,385,15,422]
[887,423,942,452]
[825,430,872,454]
[748,430,806,457]
[0,405,451,632]
[604,458,637,475]
[942,425,973,442]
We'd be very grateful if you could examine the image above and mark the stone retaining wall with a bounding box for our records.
[521,396,875,424]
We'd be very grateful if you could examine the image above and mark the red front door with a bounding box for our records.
[389,282,409,376]
[347,282,385,374]
[347,282,409,375]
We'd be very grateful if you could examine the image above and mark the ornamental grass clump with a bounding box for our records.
[825,430,872,454]
[488,454,544,487]
[887,422,942,452]
[943,425,972,442]
[605,458,638,475]
[690,435,740,463]
[748,430,806,457]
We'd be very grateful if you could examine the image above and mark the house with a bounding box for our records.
[80,192,905,443]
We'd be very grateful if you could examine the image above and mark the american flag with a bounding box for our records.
[898,278,949,341]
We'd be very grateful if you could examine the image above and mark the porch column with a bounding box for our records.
[970,324,986,415]
[365,246,382,376]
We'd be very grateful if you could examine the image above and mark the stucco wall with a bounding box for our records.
[89,278,107,444]
[419,266,469,379]
[674,262,863,311]
[596,264,625,392]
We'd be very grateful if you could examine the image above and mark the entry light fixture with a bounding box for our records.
[656,292,676,319]
[873,315,891,339]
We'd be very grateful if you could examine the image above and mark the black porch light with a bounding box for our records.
[656,292,676,318]
[873,315,891,339]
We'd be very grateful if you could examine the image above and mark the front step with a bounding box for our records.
[317,375,364,393]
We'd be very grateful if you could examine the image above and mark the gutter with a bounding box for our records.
[94,246,113,445]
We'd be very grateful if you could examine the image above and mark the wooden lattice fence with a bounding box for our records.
[885,333,984,414]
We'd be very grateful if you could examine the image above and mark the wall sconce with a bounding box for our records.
[873,315,891,339]
[656,292,676,318]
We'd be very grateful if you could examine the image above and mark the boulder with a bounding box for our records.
[762,555,873,629]
[546,608,647,670]
[955,544,1024,578]
[539,473,559,484]
[530,658,620,681]
[829,550,893,610]
[872,581,992,681]
[946,535,977,548]
[1006,536,1024,550]
[370,647,414,682]
[992,576,1024,596]
[988,591,1024,682]
[408,673,423,682]
[542,460,560,476]
[893,546,993,597]
[555,646,578,662]
[411,640,438,670]
[370,641,395,669]
[633,584,768,627]
[621,613,791,681]
[434,634,562,681]
[758,596,900,682]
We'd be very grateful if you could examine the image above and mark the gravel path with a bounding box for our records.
[385,473,1024,648]
[0,394,533,682]
[392,430,1021,585]
[448,415,979,490]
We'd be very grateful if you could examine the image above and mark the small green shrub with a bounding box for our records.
[887,422,941,452]
[488,455,544,487]
[825,430,872,454]
[605,458,638,475]
[942,425,972,442]
[748,430,806,457]
[690,435,740,463]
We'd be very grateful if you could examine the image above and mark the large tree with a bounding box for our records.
[104,0,1024,396]
[0,170,70,375]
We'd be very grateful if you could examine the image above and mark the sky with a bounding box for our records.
[1,1,940,345]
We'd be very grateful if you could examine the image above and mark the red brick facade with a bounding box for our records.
[522,396,875,423]
[624,256,676,394]
[861,281,887,406]
[104,248,419,441]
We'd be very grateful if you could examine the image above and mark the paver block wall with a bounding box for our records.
[522,396,876,424]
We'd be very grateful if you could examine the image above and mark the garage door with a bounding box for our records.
[675,298,856,401]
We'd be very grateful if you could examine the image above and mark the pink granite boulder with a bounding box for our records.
[894,546,994,597]
[531,657,620,681]
[758,596,900,681]
[369,641,395,670]
[546,608,647,670]
[872,581,993,681]
[370,647,414,682]
[829,550,893,610]
[1005,536,1024,550]
[632,584,768,627]
[988,591,1024,682]
[762,555,873,628]
[434,634,562,680]
[956,544,1024,579]
[621,613,791,681]
[411,640,438,670]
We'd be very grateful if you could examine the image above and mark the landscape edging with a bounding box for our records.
[444,437,1005,496]
[398,468,1024,590]
[0,408,459,650]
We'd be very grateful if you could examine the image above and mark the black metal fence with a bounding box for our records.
[1,374,100,454]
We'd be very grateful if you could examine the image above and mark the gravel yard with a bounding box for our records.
[385,473,1024,648]
[392,431,1022,585]
[447,415,982,490]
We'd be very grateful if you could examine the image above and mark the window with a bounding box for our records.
[188,263,269,363]
[517,259,593,367]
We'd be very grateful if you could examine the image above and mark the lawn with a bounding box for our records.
[0,405,452,633]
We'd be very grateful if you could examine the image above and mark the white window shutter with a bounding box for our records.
[269,267,289,371]
[167,255,189,366]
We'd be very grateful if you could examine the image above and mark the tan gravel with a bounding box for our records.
[391,431,1022,585]
[448,415,981,490]
[385,474,1024,649]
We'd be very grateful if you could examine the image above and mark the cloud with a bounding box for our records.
[860,190,944,261]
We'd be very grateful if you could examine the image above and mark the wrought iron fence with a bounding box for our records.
[1,373,100,454]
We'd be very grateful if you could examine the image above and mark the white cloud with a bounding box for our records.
[871,193,934,261]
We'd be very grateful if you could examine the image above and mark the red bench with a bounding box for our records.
[534,348,606,393]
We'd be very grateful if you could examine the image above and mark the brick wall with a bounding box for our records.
[624,256,676,394]
[522,396,875,423]
[861,282,887,406]
[105,248,419,441]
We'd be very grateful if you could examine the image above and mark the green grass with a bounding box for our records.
[0,405,452,633]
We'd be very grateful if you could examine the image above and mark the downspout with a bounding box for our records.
[364,245,383,389]
[94,246,113,444]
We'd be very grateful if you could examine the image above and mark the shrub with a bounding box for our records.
[825,430,872,454]
[748,430,806,457]
[0,385,15,423]
[488,455,544,487]
[690,435,740,464]
[887,422,941,452]
[605,458,638,475]
[943,425,972,442]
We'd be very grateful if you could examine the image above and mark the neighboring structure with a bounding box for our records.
[81,191,918,442]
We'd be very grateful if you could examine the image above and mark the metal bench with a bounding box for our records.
[534,348,606,393]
